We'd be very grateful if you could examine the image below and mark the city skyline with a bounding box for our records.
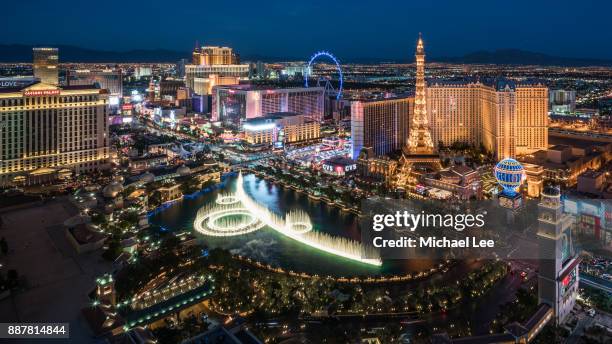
[3,0,612,60]
[0,3,610,342]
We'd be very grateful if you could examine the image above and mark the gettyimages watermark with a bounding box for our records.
[360,197,610,260]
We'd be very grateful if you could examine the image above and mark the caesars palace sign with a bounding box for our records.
[23,89,61,97]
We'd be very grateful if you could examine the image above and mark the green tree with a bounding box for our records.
[149,191,162,208]
[180,176,200,195]
[152,327,182,344]
[90,212,107,225]
[102,239,122,261]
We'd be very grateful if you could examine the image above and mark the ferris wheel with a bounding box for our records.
[304,51,343,100]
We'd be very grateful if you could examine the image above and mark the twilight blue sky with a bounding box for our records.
[3,0,611,59]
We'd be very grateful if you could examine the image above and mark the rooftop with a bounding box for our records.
[579,169,604,179]
[549,144,571,151]
[217,84,324,92]
[244,112,302,124]
[428,76,546,90]
[350,93,414,102]
[323,156,355,165]
[548,136,611,150]
[0,81,103,94]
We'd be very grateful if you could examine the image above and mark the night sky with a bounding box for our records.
[3,0,611,60]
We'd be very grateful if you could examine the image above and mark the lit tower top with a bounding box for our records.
[407,33,434,155]
[416,32,425,55]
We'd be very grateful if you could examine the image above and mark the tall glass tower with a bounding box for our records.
[32,47,59,85]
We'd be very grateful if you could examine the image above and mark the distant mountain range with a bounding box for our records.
[435,49,612,66]
[0,44,186,63]
[0,44,611,66]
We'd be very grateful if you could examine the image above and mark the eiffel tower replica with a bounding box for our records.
[397,33,441,187]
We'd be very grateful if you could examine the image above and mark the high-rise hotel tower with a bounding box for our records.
[0,48,109,185]
[33,47,59,86]
[537,186,579,325]
[427,78,548,159]
[351,96,413,159]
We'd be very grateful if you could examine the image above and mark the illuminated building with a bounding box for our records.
[0,77,39,88]
[322,156,357,176]
[397,34,440,186]
[577,169,606,195]
[282,65,311,78]
[159,78,185,99]
[67,69,123,99]
[186,45,247,95]
[134,66,152,79]
[192,46,239,65]
[243,112,320,147]
[96,273,116,308]
[177,58,187,78]
[32,47,59,85]
[211,85,324,124]
[407,33,434,155]
[356,148,398,185]
[185,65,249,94]
[157,184,183,203]
[427,78,548,159]
[0,81,109,185]
[523,163,544,198]
[537,186,579,325]
[350,96,412,159]
[422,165,482,200]
[564,196,612,247]
[144,105,186,126]
[519,141,611,187]
[549,89,576,114]
[193,75,241,96]
[129,154,168,175]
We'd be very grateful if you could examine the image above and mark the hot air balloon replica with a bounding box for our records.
[494,158,525,210]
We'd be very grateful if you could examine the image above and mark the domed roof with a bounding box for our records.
[103,182,124,198]
[177,165,191,176]
[140,172,155,183]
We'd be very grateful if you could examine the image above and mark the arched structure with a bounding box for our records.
[305,51,343,100]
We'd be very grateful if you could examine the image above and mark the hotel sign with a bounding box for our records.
[23,89,61,96]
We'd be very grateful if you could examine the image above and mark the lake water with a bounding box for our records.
[149,173,434,277]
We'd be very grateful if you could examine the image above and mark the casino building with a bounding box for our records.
[243,112,320,147]
[185,45,248,96]
[33,47,59,86]
[0,80,109,185]
[211,85,325,124]
[67,69,123,99]
[427,78,548,160]
[350,96,413,160]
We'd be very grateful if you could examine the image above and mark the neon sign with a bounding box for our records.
[23,89,60,96]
